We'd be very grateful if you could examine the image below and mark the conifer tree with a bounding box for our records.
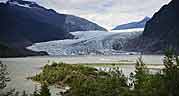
[39,82,51,96]
[0,61,10,89]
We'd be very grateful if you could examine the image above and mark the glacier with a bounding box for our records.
[27,28,143,56]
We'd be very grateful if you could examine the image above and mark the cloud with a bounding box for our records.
[2,0,171,30]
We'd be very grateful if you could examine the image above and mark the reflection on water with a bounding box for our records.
[0,55,164,95]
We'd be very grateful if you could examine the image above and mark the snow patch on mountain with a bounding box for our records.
[7,0,44,9]
[27,29,143,56]
[8,1,31,8]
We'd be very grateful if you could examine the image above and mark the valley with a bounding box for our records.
[1,0,179,96]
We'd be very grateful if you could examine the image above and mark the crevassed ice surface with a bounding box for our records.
[27,28,143,56]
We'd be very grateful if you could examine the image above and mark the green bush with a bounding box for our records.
[32,63,128,96]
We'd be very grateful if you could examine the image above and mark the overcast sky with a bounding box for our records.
[1,0,171,30]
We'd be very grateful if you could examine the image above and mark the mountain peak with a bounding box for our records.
[113,16,150,30]
[141,16,150,22]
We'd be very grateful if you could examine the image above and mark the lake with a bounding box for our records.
[0,55,164,95]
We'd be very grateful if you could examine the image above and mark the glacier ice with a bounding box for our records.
[27,28,143,56]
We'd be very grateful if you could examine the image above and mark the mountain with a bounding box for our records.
[0,42,47,58]
[113,17,150,30]
[0,0,106,57]
[124,0,179,54]
[64,15,107,32]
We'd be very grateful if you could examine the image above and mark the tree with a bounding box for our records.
[133,56,149,89]
[32,82,51,96]
[162,49,179,96]
[0,61,10,89]
[129,56,155,96]
[39,82,51,96]
[32,86,39,96]
[0,61,20,96]
[21,91,28,96]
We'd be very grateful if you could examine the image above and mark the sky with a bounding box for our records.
[1,0,171,30]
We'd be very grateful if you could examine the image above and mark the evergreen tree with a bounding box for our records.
[22,91,28,96]
[0,61,10,89]
[133,56,148,89]
[162,49,179,96]
[129,56,154,96]
[39,82,51,96]
[32,86,39,96]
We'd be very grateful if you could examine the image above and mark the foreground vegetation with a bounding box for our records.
[32,62,128,96]
[31,49,179,96]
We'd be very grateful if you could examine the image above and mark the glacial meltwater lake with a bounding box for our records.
[0,55,164,95]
